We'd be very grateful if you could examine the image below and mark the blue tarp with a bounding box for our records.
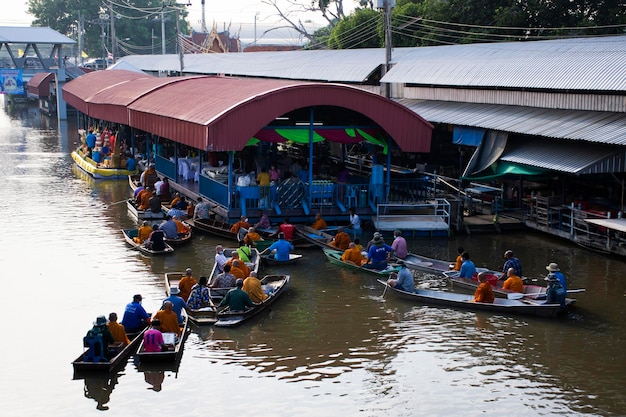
[453,126,485,146]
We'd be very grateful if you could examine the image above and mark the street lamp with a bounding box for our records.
[98,12,109,64]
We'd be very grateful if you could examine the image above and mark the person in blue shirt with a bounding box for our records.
[363,235,393,270]
[86,130,96,151]
[458,252,476,279]
[125,152,137,171]
[387,260,415,292]
[545,262,567,292]
[545,273,567,307]
[499,250,523,280]
[159,216,179,239]
[121,294,151,333]
[263,232,294,262]
[163,287,188,324]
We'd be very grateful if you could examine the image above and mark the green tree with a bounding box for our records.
[327,8,382,49]
[27,0,189,59]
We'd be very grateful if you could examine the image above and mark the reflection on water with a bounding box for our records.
[3,102,626,416]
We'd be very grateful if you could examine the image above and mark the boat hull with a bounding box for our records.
[122,229,174,255]
[71,150,137,179]
[72,327,146,375]
[323,248,400,276]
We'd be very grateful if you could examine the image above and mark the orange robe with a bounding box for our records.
[107,321,130,345]
[502,275,524,293]
[153,309,181,336]
[134,225,153,243]
[178,276,197,302]
[341,247,364,265]
[330,231,351,251]
[174,219,190,234]
[311,218,328,230]
[474,282,495,303]
[243,276,268,303]
[243,232,262,246]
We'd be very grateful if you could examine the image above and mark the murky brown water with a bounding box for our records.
[1,100,625,416]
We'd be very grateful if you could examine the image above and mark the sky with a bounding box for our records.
[2,1,357,44]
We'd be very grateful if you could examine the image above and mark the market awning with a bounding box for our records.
[26,72,55,97]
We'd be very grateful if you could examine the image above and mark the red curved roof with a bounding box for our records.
[27,72,55,97]
[63,70,432,152]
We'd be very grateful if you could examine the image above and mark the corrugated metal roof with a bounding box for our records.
[121,48,387,82]
[383,36,626,91]
[26,72,54,96]
[0,26,75,44]
[398,99,626,146]
[500,139,624,175]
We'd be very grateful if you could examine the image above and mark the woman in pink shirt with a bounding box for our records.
[391,229,408,259]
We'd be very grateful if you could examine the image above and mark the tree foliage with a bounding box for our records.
[27,0,189,59]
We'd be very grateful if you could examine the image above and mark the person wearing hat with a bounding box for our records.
[86,315,115,358]
[107,312,130,346]
[545,262,567,292]
[390,229,408,260]
[121,294,151,334]
[178,268,197,301]
[366,231,383,252]
[133,220,153,244]
[387,260,415,293]
[499,250,522,280]
[545,270,567,307]
[219,278,256,312]
[363,234,394,270]
[143,319,165,353]
[163,287,188,324]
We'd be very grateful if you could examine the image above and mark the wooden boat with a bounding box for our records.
[393,252,456,275]
[165,270,229,326]
[295,225,338,251]
[377,279,573,318]
[126,199,166,220]
[187,217,249,240]
[323,248,400,276]
[72,326,147,374]
[136,310,189,363]
[71,149,138,179]
[164,221,192,246]
[215,274,290,327]
[261,253,303,265]
[121,229,174,255]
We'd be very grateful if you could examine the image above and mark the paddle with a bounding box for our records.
[507,288,586,300]
[106,199,129,208]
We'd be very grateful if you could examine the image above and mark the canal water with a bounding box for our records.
[1,101,625,416]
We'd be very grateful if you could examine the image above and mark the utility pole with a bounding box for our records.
[161,8,166,54]
[377,0,395,98]
[110,0,116,64]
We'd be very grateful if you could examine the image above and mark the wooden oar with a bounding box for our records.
[507,288,586,300]
[106,199,129,208]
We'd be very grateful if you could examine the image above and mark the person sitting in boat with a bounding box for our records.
[473,272,495,303]
[458,252,476,279]
[145,224,166,251]
[366,232,384,252]
[500,250,522,280]
[387,261,415,293]
[133,182,145,201]
[211,264,237,288]
[255,212,271,231]
[230,216,251,242]
[133,220,153,244]
[362,235,393,270]
[173,216,191,236]
[187,276,211,309]
[544,272,567,307]
[311,213,328,230]
[215,245,228,273]
[163,287,188,324]
[86,315,115,358]
[106,312,130,346]
[143,319,165,353]
[178,268,197,302]
[153,177,164,196]
[243,272,268,303]
[121,294,151,334]
[193,197,212,220]
[152,301,181,336]
[243,227,263,247]
[219,279,256,312]
[92,147,103,164]
[236,242,253,264]
[502,267,524,293]
[330,226,351,251]
[140,163,158,188]
[148,192,162,214]
[341,242,365,266]
[169,192,181,207]
[138,187,153,210]
[229,259,249,280]
[263,232,294,262]
[159,215,178,239]
[545,262,567,292]
[275,217,296,241]
[390,230,408,260]
[168,197,188,220]
[451,246,464,271]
